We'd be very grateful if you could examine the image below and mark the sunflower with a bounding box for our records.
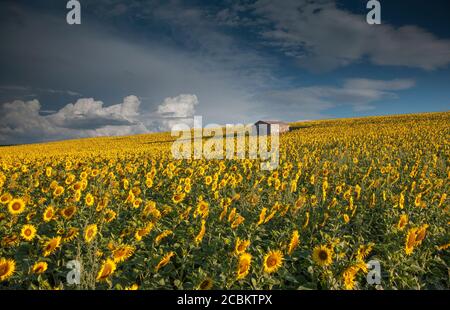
[155,230,172,245]
[135,222,154,241]
[405,228,418,255]
[232,213,244,227]
[0,192,12,205]
[42,236,62,257]
[155,251,175,271]
[53,186,64,197]
[397,214,408,230]
[43,206,55,222]
[342,262,368,290]
[204,176,213,185]
[237,253,252,280]
[414,224,429,246]
[85,193,95,207]
[21,224,37,241]
[8,198,25,215]
[263,250,283,273]
[125,284,139,290]
[0,258,16,281]
[343,268,357,290]
[84,224,98,243]
[257,208,267,226]
[96,259,117,281]
[356,243,373,261]
[234,238,250,256]
[112,245,135,263]
[288,230,300,255]
[172,192,185,204]
[197,277,213,290]
[31,262,48,274]
[63,227,79,242]
[195,220,206,245]
[312,245,333,267]
[61,205,77,220]
[194,200,209,218]
[104,209,117,223]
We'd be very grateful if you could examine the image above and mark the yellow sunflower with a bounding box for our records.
[288,230,300,255]
[172,192,185,204]
[63,227,79,242]
[60,205,77,220]
[53,186,64,197]
[112,245,135,263]
[257,208,267,226]
[194,200,209,218]
[194,220,206,245]
[84,224,98,243]
[154,230,172,245]
[234,238,250,256]
[0,258,16,282]
[96,259,117,281]
[414,224,429,246]
[312,245,333,267]
[405,227,418,255]
[31,262,48,274]
[42,236,62,257]
[237,253,252,280]
[8,198,26,215]
[21,224,37,241]
[397,214,408,230]
[356,243,374,261]
[263,250,283,273]
[0,193,12,205]
[104,209,117,223]
[197,277,213,290]
[43,206,55,222]
[85,193,95,207]
[155,251,175,271]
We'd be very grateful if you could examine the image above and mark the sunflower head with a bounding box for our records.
[0,258,16,282]
[63,227,79,242]
[31,262,48,274]
[43,236,62,257]
[43,206,55,222]
[21,224,37,241]
[198,277,213,290]
[312,245,333,267]
[263,250,284,273]
[61,205,77,220]
[8,198,26,215]
[84,224,98,243]
[112,245,135,263]
[288,230,300,255]
[397,214,408,230]
[237,253,252,280]
[96,259,117,281]
[405,228,418,255]
[235,238,250,256]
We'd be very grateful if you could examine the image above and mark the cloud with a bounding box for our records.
[0,85,82,97]
[248,0,450,71]
[0,2,269,126]
[0,94,200,145]
[256,78,416,118]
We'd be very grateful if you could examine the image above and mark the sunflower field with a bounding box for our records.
[0,112,449,290]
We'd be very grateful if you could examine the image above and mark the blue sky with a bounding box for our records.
[0,0,449,144]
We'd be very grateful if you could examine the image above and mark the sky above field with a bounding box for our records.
[0,0,449,144]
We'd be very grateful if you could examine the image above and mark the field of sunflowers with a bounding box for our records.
[0,112,448,290]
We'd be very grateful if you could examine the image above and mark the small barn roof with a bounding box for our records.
[255,120,290,126]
